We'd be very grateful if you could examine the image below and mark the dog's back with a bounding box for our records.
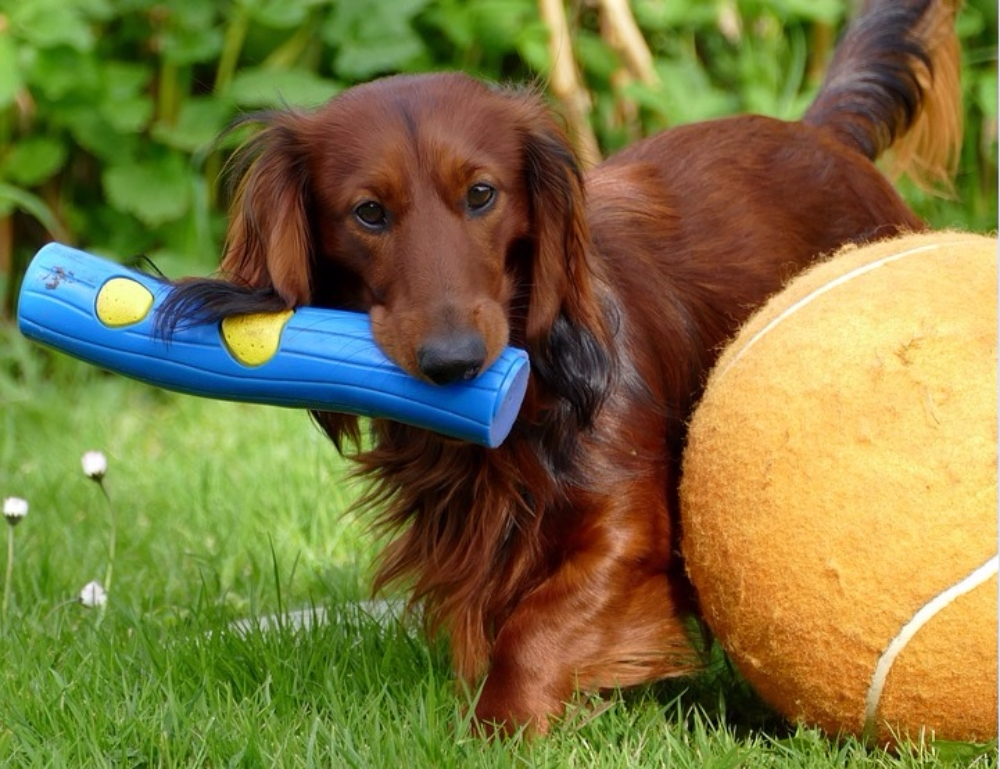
[586,0,962,394]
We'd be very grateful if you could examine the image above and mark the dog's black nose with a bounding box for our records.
[417,332,487,385]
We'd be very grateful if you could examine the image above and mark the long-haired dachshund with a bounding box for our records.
[160,0,961,733]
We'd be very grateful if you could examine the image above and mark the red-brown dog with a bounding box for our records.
[160,0,961,734]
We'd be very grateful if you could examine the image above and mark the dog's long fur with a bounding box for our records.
[159,0,961,733]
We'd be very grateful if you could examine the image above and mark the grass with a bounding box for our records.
[0,327,996,767]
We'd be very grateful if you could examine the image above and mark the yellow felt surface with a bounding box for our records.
[680,231,998,746]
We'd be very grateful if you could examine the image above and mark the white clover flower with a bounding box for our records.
[3,496,28,527]
[79,580,107,608]
[81,451,108,481]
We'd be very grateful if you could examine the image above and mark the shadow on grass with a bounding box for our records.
[636,632,791,740]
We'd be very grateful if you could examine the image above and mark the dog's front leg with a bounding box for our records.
[472,510,697,735]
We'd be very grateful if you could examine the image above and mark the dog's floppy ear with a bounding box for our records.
[518,114,599,345]
[222,114,313,307]
[515,98,614,427]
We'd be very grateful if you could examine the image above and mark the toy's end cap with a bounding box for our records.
[488,350,530,448]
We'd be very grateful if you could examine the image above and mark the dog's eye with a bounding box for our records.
[354,201,388,229]
[466,183,496,213]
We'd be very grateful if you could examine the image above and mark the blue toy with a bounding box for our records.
[17,243,529,447]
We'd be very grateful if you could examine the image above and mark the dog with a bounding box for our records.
[159,0,961,734]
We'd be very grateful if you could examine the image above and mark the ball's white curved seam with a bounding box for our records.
[862,554,999,739]
[714,240,973,381]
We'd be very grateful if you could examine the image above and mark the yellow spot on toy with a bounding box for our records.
[220,310,294,367]
[680,231,998,748]
[95,278,154,328]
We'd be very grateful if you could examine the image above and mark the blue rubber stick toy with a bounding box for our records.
[16,243,529,447]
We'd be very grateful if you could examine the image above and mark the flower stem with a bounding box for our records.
[100,481,115,604]
[3,526,14,619]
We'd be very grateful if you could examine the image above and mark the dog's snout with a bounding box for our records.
[417,331,488,385]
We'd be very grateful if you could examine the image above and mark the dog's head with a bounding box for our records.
[165,73,612,441]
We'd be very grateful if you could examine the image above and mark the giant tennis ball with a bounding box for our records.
[680,231,998,747]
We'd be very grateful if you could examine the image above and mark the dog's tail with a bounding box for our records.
[802,0,962,192]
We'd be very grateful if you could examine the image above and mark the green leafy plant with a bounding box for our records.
[0,0,995,319]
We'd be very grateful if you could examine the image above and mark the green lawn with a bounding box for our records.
[0,327,995,767]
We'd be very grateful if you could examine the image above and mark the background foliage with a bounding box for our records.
[0,0,996,318]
